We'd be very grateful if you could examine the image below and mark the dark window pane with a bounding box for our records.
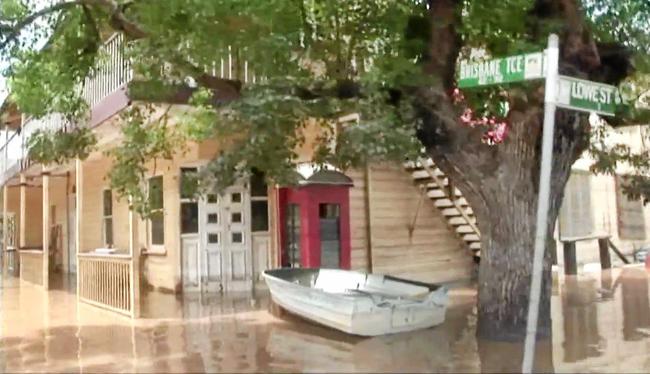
[251,201,269,232]
[207,213,218,224]
[231,192,242,203]
[149,176,164,210]
[319,204,341,268]
[180,202,198,234]
[231,212,242,223]
[285,204,301,267]
[319,204,340,219]
[251,169,267,197]
[207,194,218,203]
[151,212,164,245]
[232,232,243,243]
[103,190,112,216]
[208,233,219,244]
[104,218,113,246]
[180,168,198,199]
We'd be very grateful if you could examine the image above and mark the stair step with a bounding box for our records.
[456,225,475,234]
[404,158,435,170]
[426,180,450,189]
[427,189,447,199]
[434,197,468,208]
[463,234,480,242]
[441,207,474,216]
[426,186,462,198]
[449,216,475,226]
[411,168,445,180]
[469,242,481,250]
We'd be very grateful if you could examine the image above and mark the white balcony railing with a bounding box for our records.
[83,33,133,107]
[0,32,254,184]
[0,34,133,183]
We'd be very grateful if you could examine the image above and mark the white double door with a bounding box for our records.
[190,182,253,293]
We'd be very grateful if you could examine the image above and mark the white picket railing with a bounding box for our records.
[78,253,134,317]
[83,33,133,107]
[0,33,255,185]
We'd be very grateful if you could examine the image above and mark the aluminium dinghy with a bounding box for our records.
[263,268,448,336]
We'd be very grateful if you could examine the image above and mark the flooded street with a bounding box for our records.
[0,266,649,373]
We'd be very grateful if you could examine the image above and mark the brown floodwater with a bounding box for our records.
[0,266,649,373]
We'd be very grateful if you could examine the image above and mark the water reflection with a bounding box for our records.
[0,267,649,372]
[620,267,650,341]
[561,277,603,362]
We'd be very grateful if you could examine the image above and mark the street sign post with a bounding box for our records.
[522,34,559,374]
[458,51,545,88]
[455,35,623,374]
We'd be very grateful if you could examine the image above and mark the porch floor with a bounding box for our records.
[0,267,649,372]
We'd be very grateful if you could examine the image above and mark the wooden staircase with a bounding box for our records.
[405,158,481,263]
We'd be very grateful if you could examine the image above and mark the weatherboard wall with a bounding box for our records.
[348,163,474,284]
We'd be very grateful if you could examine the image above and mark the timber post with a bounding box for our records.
[42,170,50,290]
[75,159,83,297]
[128,198,141,318]
[563,241,577,275]
[2,185,7,273]
[598,237,612,270]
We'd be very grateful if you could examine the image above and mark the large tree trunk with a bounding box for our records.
[415,0,620,341]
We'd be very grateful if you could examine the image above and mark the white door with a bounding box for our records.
[68,195,76,274]
[181,234,200,292]
[199,182,252,293]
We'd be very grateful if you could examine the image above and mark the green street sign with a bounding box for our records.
[458,52,545,88]
[556,75,621,116]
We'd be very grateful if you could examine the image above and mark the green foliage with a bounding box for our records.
[27,127,96,165]
[2,0,650,210]
[107,105,187,217]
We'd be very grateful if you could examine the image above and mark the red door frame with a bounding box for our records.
[278,185,351,269]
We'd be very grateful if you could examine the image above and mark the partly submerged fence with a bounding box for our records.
[78,253,134,317]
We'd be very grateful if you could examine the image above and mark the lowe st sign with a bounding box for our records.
[458,52,545,88]
[556,75,621,116]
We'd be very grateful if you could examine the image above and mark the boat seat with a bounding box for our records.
[314,269,367,294]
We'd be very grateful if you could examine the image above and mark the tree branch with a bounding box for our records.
[82,0,147,39]
[0,0,84,49]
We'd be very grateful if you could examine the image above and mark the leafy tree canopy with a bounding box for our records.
[1,0,649,213]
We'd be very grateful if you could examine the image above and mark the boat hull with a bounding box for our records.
[263,268,448,336]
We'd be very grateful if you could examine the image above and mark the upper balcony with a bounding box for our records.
[0,33,256,186]
[0,33,133,185]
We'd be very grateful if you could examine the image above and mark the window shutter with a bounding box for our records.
[560,172,593,238]
[616,175,646,240]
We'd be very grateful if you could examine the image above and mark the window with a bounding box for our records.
[208,233,219,244]
[250,169,269,232]
[232,232,244,243]
[559,172,593,238]
[251,169,267,197]
[102,190,114,247]
[149,176,165,245]
[616,175,646,240]
[251,201,269,231]
[285,204,301,267]
[319,204,341,268]
[180,169,198,234]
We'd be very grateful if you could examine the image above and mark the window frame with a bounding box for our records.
[250,171,269,233]
[615,174,647,240]
[148,175,165,252]
[102,188,114,248]
[559,170,594,239]
[179,168,199,236]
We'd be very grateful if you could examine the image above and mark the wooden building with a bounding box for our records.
[0,35,477,317]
